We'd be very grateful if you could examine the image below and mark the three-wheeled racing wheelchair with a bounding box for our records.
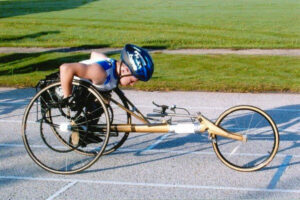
[22,77,279,174]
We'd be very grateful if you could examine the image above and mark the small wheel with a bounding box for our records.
[103,88,131,155]
[212,105,279,172]
[22,81,110,174]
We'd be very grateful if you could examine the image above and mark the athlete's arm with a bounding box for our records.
[60,62,106,98]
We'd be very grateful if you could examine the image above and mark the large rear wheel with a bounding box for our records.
[22,81,110,174]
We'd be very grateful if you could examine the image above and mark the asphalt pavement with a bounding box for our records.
[0,87,299,199]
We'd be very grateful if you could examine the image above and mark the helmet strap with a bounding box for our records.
[117,61,122,78]
[116,61,132,84]
[115,61,122,85]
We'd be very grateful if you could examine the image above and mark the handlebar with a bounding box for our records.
[152,101,169,114]
[148,101,194,122]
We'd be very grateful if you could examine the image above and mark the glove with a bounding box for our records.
[60,96,76,110]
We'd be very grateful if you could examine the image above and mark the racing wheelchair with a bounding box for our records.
[22,79,279,174]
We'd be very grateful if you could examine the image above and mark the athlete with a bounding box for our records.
[59,44,154,146]
[60,44,154,98]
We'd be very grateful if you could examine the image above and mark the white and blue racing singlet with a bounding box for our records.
[76,58,118,91]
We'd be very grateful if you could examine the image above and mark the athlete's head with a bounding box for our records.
[120,44,154,82]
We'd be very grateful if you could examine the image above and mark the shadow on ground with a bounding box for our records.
[0,31,60,42]
[83,104,300,173]
[0,42,119,77]
[0,52,89,76]
[0,0,97,18]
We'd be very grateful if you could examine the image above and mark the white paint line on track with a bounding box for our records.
[138,133,172,153]
[0,119,41,124]
[1,101,300,112]
[0,175,299,193]
[125,104,299,113]
[46,181,78,200]
[0,144,25,147]
[0,102,29,105]
[1,143,300,158]
[0,119,23,123]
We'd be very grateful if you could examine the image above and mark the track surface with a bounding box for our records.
[0,87,299,199]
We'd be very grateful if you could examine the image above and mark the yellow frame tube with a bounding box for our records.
[110,124,170,133]
[107,121,245,142]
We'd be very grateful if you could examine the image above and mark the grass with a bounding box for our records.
[1,52,299,92]
[0,0,299,48]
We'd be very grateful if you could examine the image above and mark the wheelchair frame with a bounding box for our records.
[22,80,280,174]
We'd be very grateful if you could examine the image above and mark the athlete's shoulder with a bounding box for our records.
[79,58,115,65]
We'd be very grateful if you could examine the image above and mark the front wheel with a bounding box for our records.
[212,105,279,172]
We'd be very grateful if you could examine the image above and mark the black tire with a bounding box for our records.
[212,105,279,172]
[22,81,110,174]
[103,88,131,155]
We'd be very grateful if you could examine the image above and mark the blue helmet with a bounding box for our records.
[120,44,154,81]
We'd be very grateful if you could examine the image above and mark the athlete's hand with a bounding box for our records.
[60,96,77,110]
